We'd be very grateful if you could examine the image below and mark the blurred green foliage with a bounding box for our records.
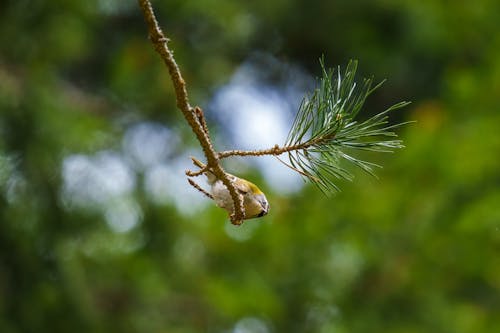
[1,0,499,332]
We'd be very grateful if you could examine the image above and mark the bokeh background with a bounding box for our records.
[1,0,499,332]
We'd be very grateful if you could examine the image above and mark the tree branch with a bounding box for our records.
[137,0,245,224]
[217,134,335,159]
[138,1,409,215]
[188,178,214,200]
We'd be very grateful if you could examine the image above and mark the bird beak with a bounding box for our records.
[257,209,267,217]
[257,194,269,217]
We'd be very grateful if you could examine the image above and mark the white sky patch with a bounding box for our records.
[144,152,208,217]
[104,197,142,233]
[233,317,270,333]
[62,151,135,208]
[62,125,207,225]
[122,122,178,171]
[210,57,310,193]
[214,83,290,149]
[62,150,142,234]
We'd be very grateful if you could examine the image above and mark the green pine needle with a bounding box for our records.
[285,59,411,194]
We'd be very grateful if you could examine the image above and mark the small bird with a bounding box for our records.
[191,157,269,220]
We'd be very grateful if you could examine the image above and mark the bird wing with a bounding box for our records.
[233,177,250,194]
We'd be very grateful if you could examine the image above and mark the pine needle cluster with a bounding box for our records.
[285,59,411,193]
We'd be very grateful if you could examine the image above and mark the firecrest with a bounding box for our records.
[191,157,269,220]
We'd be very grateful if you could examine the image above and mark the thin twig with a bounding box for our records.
[185,166,209,178]
[188,179,214,200]
[194,106,210,136]
[218,134,335,159]
[138,0,245,224]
